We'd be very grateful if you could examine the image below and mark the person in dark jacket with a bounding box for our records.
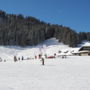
[41,57,45,65]
[14,56,17,62]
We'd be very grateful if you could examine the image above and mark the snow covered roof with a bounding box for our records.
[82,42,90,47]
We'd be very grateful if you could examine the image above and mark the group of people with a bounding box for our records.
[0,57,6,62]
[13,55,45,65]
[13,51,68,66]
[14,56,25,62]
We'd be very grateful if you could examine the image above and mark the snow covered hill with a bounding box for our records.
[0,38,72,61]
[0,38,90,90]
[0,38,90,62]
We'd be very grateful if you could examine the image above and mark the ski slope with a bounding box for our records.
[0,38,90,90]
[0,56,90,90]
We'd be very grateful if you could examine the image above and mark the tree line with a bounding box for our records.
[0,10,90,47]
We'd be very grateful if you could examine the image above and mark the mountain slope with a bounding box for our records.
[0,10,90,47]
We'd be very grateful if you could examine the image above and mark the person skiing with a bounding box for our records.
[21,56,24,60]
[14,56,17,62]
[41,57,45,65]
[35,55,37,59]
[40,54,45,65]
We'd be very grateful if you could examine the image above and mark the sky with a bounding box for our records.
[0,0,90,32]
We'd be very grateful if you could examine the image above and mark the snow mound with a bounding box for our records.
[83,42,90,46]
[37,38,60,46]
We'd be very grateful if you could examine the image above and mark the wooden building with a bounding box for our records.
[78,42,90,56]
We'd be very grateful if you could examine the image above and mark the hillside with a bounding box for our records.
[0,38,90,90]
[0,38,80,61]
[0,10,90,47]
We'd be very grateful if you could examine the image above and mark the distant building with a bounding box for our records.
[78,42,90,56]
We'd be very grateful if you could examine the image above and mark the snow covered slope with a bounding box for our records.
[0,38,90,90]
[0,38,71,61]
[0,38,89,61]
[0,56,90,90]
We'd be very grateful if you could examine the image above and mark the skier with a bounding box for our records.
[54,53,56,58]
[39,54,42,59]
[35,55,37,59]
[14,56,17,62]
[41,57,45,65]
[21,56,24,60]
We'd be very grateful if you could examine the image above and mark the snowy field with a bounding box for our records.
[0,56,90,90]
[0,38,90,90]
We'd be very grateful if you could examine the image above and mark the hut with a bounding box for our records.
[78,42,90,56]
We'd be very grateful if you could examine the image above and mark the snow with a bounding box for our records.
[83,42,90,47]
[77,41,90,47]
[0,56,90,90]
[0,38,90,90]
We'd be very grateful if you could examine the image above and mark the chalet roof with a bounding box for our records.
[83,42,90,47]
[79,42,90,51]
